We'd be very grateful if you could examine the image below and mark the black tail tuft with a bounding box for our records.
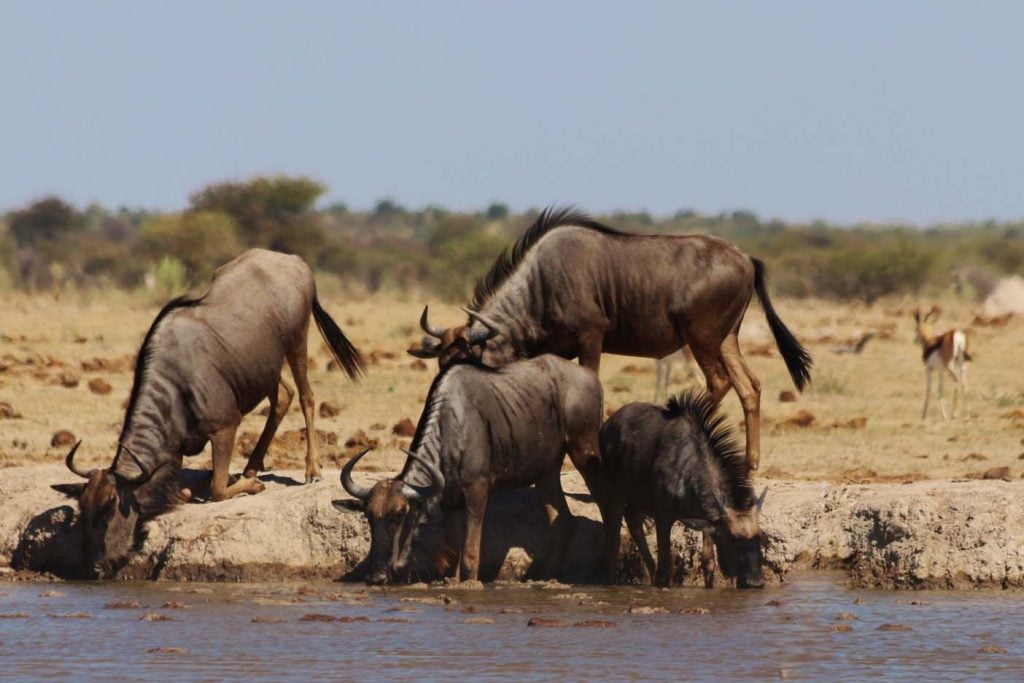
[311,295,366,380]
[752,258,812,391]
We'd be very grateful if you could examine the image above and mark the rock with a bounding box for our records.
[299,613,337,622]
[50,431,76,448]
[574,620,617,628]
[0,402,21,419]
[409,360,428,371]
[369,423,386,431]
[877,623,912,631]
[105,601,143,609]
[58,372,79,388]
[527,617,571,627]
[251,616,286,624]
[628,605,669,615]
[148,647,188,654]
[679,607,710,614]
[963,453,988,462]
[836,612,857,620]
[978,645,1008,654]
[87,378,112,395]
[778,390,798,403]
[983,467,1012,482]
[392,418,416,437]
[318,401,341,419]
[463,617,495,624]
[140,613,176,622]
[830,624,853,632]
[783,411,816,428]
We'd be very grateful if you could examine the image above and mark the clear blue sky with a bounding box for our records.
[2,1,1022,224]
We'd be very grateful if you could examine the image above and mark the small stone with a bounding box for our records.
[0,402,21,419]
[38,590,64,598]
[527,617,571,627]
[378,617,413,623]
[50,430,77,448]
[140,613,176,622]
[88,378,113,395]
[161,601,188,610]
[778,390,797,403]
[148,647,188,654]
[105,601,143,609]
[764,600,783,607]
[59,372,80,388]
[679,607,710,615]
[251,616,286,624]
[574,620,617,628]
[500,607,524,614]
[836,612,857,621]
[830,624,853,633]
[982,467,1012,482]
[392,418,416,437]
[628,605,669,615]
[877,623,912,631]
[337,616,370,623]
[318,401,342,418]
[464,617,495,624]
[978,645,1008,654]
[409,359,428,371]
[299,613,337,622]
[47,612,92,619]
[783,410,816,428]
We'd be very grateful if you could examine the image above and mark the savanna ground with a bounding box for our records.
[1,289,1022,483]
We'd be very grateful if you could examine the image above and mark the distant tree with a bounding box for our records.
[189,175,326,255]
[372,197,405,221]
[8,196,80,247]
[140,210,242,285]
[485,202,509,221]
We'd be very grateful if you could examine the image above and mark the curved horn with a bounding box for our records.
[419,305,445,339]
[399,448,444,501]
[756,486,768,512]
[118,442,153,484]
[340,447,374,501]
[461,307,500,344]
[64,441,92,479]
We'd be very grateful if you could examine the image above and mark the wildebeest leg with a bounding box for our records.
[460,481,488,581]
[700,531,716,588]
[565,432,605,521]
[577,331,603,374]
[244,379,294,478]
[528,468,574,580]
[286,323,321,484]
[624,505,655,583]
[653,510,674,588]
[441,511,465,578]
[721,334,763,470]
[690,347,732,405]
[602,496,625,583]
[211,425,265,501]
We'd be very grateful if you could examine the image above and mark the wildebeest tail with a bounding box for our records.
[752,258,812,391]
[311,294,366,379]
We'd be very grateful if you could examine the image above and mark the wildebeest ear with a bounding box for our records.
[51,483,87,499]
[407,340,441,359]
[332,499,364,512]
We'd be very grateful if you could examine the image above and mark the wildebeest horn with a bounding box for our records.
[64,441,93,479]
[118,442,153,483]
[461,307,500,343]
[340,447,375,501]
[399,448,444,501]
[756,487,768,511]
[419,305,445,339]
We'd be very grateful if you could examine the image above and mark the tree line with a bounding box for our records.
[1,175,1021,303]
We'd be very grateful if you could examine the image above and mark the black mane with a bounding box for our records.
[469,205,625,310]
[664,390,755,509]
[116,295,205,450]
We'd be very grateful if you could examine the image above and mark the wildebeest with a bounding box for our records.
[600,390,767,589]
[410,206,811,471]
[51,249,365,577]
[338,354,603,584]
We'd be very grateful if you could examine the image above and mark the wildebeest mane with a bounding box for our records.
[117,295,205,448]
[664,390,755,509]
[469,205,626,310]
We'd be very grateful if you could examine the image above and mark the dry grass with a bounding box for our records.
[2,290,1022,482]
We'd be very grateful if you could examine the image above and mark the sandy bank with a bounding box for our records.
[2,465,1022,589]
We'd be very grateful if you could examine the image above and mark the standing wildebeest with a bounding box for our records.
[409,207,811,471]
[601,391,767,589]
[51,249,365,577]
[338,354,603,584]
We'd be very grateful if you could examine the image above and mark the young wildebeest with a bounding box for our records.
[410,206,811,471]
[51,249,365,578]
[600,391,767,589]
[338,354,603,584]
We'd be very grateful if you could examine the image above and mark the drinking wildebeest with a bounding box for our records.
[600,390,767,589]
[51,249,365,578]
[409,206,811,471]
[338,354,603,584]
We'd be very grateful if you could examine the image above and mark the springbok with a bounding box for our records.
[913,306,971,420]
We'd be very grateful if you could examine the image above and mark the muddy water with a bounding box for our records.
[1,573,1022,680]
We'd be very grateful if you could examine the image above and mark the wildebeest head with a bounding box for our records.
[407,306,501,368]
[50,441,160,578]
[337,447,444,584]
[695,487,768,589]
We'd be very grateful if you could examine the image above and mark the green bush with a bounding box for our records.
[152,256,188,299]
[140,211,241,285]
[811,241,937,304]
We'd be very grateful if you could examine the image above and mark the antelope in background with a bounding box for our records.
[654,347,703,403]
[913,306,971,420]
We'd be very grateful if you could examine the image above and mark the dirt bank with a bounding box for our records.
[2,465,1022,589]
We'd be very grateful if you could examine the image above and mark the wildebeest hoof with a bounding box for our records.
[179,488,192,503]
[305,475,321,485]
[251,480,266,494]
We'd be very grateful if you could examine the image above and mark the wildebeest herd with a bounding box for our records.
[51,207,812,588]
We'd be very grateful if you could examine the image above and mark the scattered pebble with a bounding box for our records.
[251,616,286,624]
[379,617,414,624]
[500,607,524,614]
[299,613,337,622]
[140,613,176,622]
[764,600,783,607]
[527,617,571,628]
[161,601,188,610]
[877,623,912,631]
[554,592,591,601]
[464,617,495,624]
[38,590,64,598]
[392,418,416,437]
[978,645,1008,654]
[778,390,797,403]
[318,401,342,418]
[836,612,858,621]
[0,613,30,619]
[88,378,113,395]
[895,599,930,606]
[148,647,188,654]
[47,612,92,619]
[830,624,853,633]
[337,616,370,623]
[574,620,618,628]
[50,430,76,448]
[679,607,710,615]
[628,605,670,615]
[0,402,21,419]
[386,606,418,613]
[59,372,79,388]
